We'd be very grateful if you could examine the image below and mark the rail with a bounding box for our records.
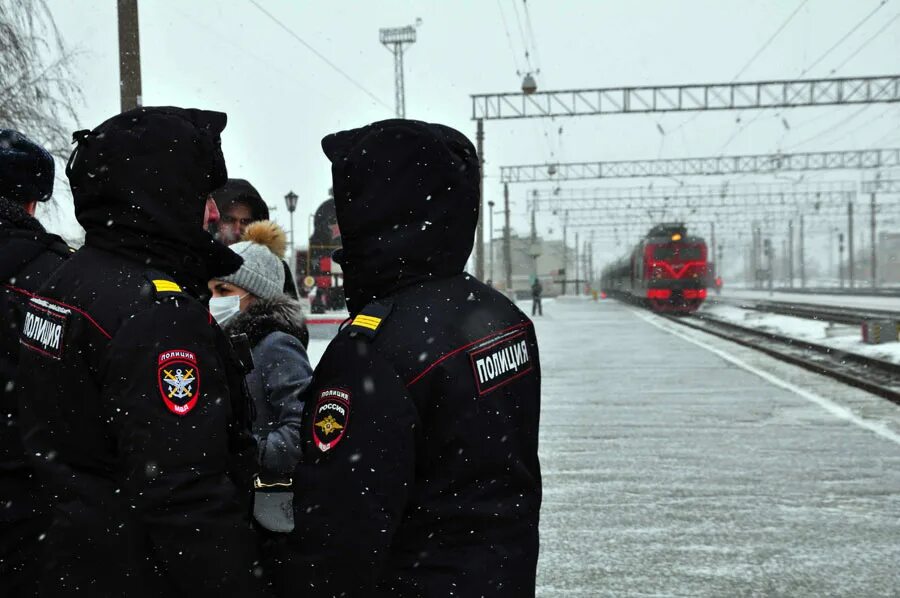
[661,312,900,404]
[709,297,900,326]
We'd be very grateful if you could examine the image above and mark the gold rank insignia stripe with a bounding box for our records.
[152,279,182,293]
[352,314,382,330]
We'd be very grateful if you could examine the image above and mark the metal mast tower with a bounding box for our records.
[379,24,418,118]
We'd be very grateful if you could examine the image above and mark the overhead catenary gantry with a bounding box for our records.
[472,75,900,120]
[469,73,900,283]
[500,148,900,184]
[525,181,857,212]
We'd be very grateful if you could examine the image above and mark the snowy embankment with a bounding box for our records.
[700,303,900,365]
[721,289,900,311]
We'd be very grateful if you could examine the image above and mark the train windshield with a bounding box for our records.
[653,244,704,261]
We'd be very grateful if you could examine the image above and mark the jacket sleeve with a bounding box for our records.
[101,301,268,595]
[286,336,418,595]
[255,331,313,475]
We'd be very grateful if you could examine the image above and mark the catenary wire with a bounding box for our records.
[510,0,534,72]
[666,0,808,146]
[799,0,889,76]
[830,11,900,73]
[733,0,810,81]
[496,0,525,75]
[247,0,392,112]
[521,0,543,73]
[719,0,891,156]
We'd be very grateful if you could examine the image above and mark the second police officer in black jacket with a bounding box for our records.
[284,120,543,597]
[15,107,270,597]
[0,130,71,598]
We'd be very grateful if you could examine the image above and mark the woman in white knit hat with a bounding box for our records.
[207,220,312,537]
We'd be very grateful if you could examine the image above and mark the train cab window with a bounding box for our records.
[654,245,703,260]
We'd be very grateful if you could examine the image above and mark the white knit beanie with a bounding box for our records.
[220,221,286,300]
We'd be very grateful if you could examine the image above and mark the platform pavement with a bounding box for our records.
[533,298,900,597]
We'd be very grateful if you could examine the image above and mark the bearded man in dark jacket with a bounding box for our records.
[210,178,301,299]
[0,130,70,598]
[283,120,543,597]
[14,107,269,597]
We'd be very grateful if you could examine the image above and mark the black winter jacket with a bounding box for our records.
[0,198,69,595]
[0,198,69,525]
[14,107,268,597]
[226,295,312,476]
[284,120,542,598]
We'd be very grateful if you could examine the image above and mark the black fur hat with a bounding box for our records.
[0,129,54,203]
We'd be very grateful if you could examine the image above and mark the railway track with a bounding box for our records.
[764,287,900,298]
[709,296,900,326]
[662,312,900,405]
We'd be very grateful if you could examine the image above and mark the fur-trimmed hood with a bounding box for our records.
[225,294,309,349]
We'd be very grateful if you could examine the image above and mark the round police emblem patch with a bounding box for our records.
[312,388,351,453]
[157,349,201,416]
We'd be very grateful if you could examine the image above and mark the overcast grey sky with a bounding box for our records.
[42,0,900,268]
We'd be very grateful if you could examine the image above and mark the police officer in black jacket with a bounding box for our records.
[15,108,269,597]
[283,120,542,597]
[0,130,70,598]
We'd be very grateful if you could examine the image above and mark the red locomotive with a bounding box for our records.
[599,223,708,313]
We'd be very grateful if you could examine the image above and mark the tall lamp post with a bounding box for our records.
[284,190,298,273]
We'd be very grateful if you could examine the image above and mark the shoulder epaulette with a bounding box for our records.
[144,270,186,300]
[347,300,393,341]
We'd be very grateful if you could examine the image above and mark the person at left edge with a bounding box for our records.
[15,107,271,597]
[0,130,70,598]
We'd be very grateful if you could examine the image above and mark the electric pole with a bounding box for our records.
[530,204,539,280]
[562,210,569,296]
[487,200,495,283]
[838,232,845,288]
[117,0,142,112]
[787,219,794,288]
[848,200,855,288]
[504,182,512,292]
[799,215,805,288]
[379,23,418,118]
[475,119,484,280]
[870,193,877,287]
[589,231,595,289]
[574,232,580,296]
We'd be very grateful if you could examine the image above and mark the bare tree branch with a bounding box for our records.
[0,0,82,161]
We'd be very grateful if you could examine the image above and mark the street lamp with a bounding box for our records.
[284,190,298,272]
[487,200,495,283]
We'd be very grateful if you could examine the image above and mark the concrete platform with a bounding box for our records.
[534,298,900,597]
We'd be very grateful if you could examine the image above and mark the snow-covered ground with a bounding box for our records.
[701,303,900,364]
[533,298,900,596]
[720,288,900,311]
[307,297,900,596]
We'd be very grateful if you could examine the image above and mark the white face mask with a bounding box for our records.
[209,294,245,325]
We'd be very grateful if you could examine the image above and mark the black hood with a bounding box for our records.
[321,119,479,314]
[211,178,269,220]
[66,106,241,296]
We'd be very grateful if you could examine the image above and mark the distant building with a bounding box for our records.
[488,234,587,297]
